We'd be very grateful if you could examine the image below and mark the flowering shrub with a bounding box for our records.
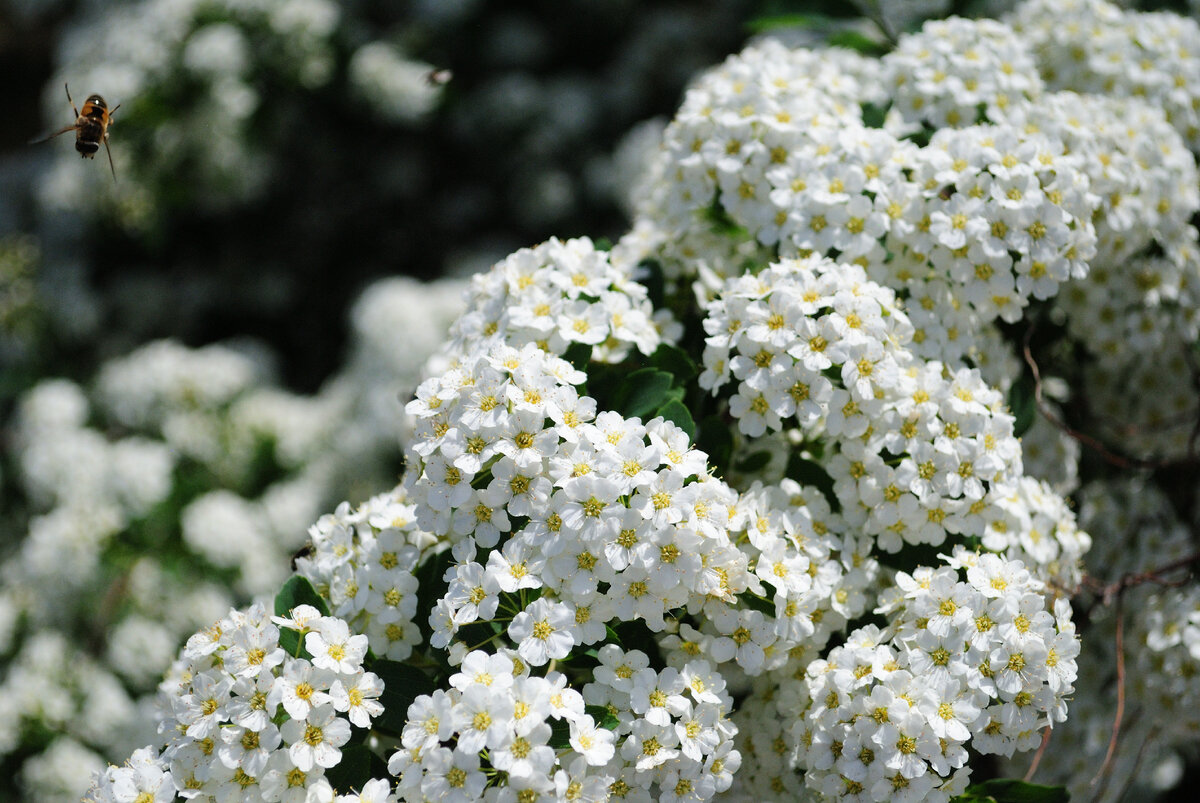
[31,0,1200,801]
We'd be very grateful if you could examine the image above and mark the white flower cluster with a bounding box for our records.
[797,548,1078,802]
[882,17,1043,129]
[1008,0,1200,152]
[405,340,754,666]
[84,602,384,803]
[725,478,880,668]
[624,28,1107,368]
[15,378,173,521]
[617,38,888,293]
[441,237,669,366]
[295,485,442,661]
[391,647,738,802]
[702,256,1026,556]
[976,478,1090,592]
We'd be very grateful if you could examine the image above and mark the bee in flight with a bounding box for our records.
[31,83,121,181]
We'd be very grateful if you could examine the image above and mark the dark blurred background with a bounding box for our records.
[0,0,756,398]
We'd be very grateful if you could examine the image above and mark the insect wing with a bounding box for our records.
[29,124,77,146]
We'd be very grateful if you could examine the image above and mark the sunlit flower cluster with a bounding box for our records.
[391,647,738,802]
[701,256,1030,559]
[623,24,1116,369]
[440,236,670,366]
[405,340,750,666]
[797,548,1078,802]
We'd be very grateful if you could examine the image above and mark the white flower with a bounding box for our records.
[569,716,617,765]
[281,704,352,771]
[508,598,576,666]
[329,670,384,729]
[305,617,369,674]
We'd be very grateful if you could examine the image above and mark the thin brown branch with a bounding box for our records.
[1024,725,1052,782]
[1083,550,1200,607]
[1090,594,1126,796]
[1021,323,1163,471]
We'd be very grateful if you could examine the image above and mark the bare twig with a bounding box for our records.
[1021,323,1164,471]
[1083,551,1200,607]
[1090,593,1126,795]
[1024,725,1052,782]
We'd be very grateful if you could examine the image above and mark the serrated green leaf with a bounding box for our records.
[274,575,331,619]
[954,779,1070,803]
[656,399,696,439]
[371,660,438,737]
[616,368,677,419]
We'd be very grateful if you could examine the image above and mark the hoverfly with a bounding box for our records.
[31,83,120,181]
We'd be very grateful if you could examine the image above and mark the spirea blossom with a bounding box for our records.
[795,548,1079,802]
[390,648,738,803]
[82,602,384,802]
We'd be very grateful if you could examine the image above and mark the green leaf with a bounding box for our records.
[615,368,677,419]
[585,704,620,731]
[740,592,777,617]
[275,575,331,618]
[745,12,834,34]
[1008,372,1037,438]
[861,101,889,129]
[324,744,388,795]
[648,343,699,386]
[609,620,665,667]
[637,259,666,310]
[549,716,573,749]
[656,399,696,439]
[415,548,454,641]
[827,30,889,56]
[371,660,438,737]
[563,342,593,373]
[954,778,1070,803]
[699,195,749,238]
